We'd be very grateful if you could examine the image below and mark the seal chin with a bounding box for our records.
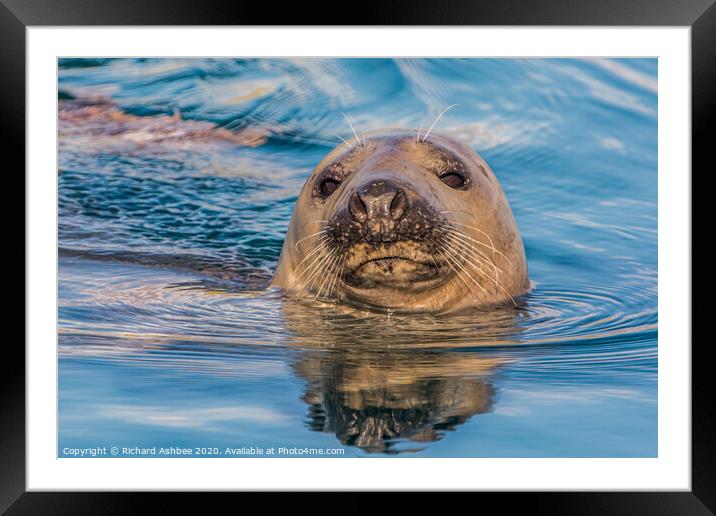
[342,241,452,293]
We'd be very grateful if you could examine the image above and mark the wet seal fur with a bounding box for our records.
[273,130,530,313]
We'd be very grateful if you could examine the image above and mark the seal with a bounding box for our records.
[272,129,530,312]
[295,347,498,452]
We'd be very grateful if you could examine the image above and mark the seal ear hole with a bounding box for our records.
[440,172,467,189]
[319,178,341,198]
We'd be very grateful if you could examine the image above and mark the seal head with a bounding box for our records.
[273,130,529,312]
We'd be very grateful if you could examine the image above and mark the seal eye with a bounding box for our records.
[440,172,466,189]
[319,178,341,198]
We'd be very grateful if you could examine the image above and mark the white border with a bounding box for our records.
[27,27,690,490]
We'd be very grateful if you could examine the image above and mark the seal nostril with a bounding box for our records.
[348,192,368,222]
[390,189,408,220]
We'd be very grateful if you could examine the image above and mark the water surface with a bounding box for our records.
[58,58,657,457]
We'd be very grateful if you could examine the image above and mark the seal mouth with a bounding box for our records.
[343,241,450,291]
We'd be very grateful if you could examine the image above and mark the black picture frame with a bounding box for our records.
[2,0,705,512]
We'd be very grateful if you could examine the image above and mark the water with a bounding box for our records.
[58,58,657,457]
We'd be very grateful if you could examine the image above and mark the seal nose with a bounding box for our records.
[348,180,409,223]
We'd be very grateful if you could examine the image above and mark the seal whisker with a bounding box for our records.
[443,239,517,306]
[300,245,334,283]
[434,247,482,301]
[332,133,354,150]
[428,251,441,270]
[466,262,518,307]
[293,236,330,269]
[444,238,496,282]
[421,104,458,142]
[288,253,326,292]
[442,219,512,266]
[302,247,338,293]
[289,238,333,288]
[445,224,500,258]
[297,236,330,266]
[444,229,504,273]
[328,251,346,300]
[448,228,504,272]
[440,210,512,269]
[326,253,346,301]
[433,247,459,284]
[439,211,499,255]
[341,112,363,148]
[294,229,329,256]
[298,220,330,232]
[439,208,483,225]
[310,250,341,296]
[314,251,342,300]
[437,243,489,296]
[416,124,423,144]
[446,233,503,278]
[296,220,330,240]
[437,241,485,294]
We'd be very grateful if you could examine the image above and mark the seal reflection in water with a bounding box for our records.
[273,129,530,312]
[282,302,523,453]
[295,349,498,453]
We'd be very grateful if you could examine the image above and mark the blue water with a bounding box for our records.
[57,58,657,457]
